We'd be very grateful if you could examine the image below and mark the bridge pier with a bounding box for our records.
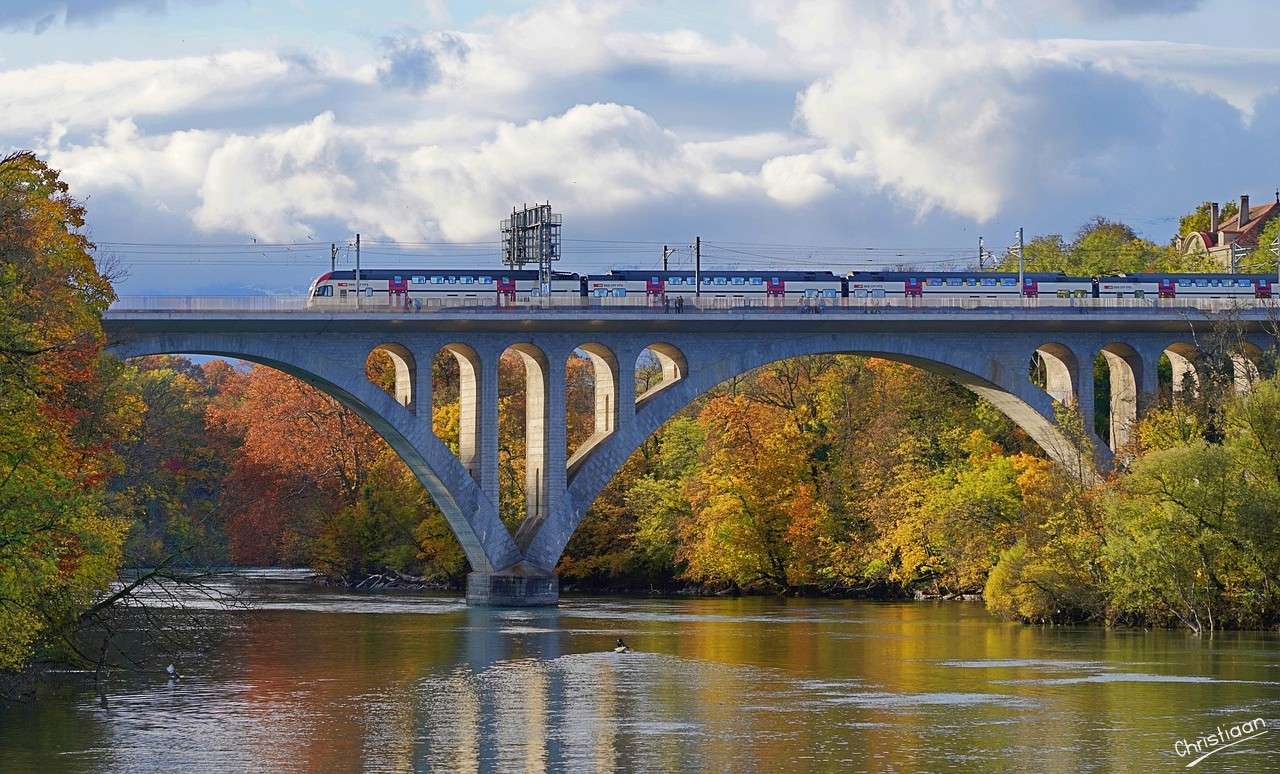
[466,569,559,606]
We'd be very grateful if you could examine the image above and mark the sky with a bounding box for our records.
[3,0,1280,294]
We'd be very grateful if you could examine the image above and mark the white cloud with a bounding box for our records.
[0,50,366,135]
[41,104,769,243]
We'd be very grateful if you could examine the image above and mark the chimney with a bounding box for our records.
[1210,202,1219,233]
[1239,194,1250,228]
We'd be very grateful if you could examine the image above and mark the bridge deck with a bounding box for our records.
[103,296,1278,334]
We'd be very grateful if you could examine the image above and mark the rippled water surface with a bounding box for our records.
[2,571,1278,772]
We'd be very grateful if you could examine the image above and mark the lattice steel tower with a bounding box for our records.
[501,203,561,302]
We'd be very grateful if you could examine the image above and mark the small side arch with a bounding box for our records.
[368,342,416,409]
[1099,342,1142,450]
[1033,343,1078,405]
[636,343,687,408]
[567,343,619,477]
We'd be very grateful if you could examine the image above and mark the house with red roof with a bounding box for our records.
[1181,193,1280,269]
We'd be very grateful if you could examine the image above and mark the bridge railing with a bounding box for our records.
[106,295,1279,314]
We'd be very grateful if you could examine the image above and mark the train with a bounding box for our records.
[304,268,1275,307]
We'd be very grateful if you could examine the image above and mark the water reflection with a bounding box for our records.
[2,579,1279,772]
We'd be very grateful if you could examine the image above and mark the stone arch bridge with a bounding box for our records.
[103,304,1272,604]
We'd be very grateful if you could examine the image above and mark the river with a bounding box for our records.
[1,570,1277,772]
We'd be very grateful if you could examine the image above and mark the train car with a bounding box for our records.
[583,270,842,303]
[845,271,1090,299]
[306,269,581,308]
[1119,273,1272,299]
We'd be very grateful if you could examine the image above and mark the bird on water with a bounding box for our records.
[613,638,630,653]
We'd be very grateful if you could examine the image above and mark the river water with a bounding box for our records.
[1,570,1277,772]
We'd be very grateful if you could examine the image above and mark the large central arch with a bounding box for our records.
[520,334,1090,570]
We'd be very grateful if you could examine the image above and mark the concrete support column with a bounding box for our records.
[477,352,500,506]
[511,345,550,530]
[529,352,568,557]
[1138,350,1160,414]
[615,348,637,429]
[1074,347,1096,431]
[414,347,431,424]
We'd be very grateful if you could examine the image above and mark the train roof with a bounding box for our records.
[848,270,1070,279]
[595,269,839,280]
[323,269,579,280]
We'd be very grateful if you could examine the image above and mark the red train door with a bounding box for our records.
[497,276,516,305]
[905,277,923,297]
[388,275,408,305]
[646,275,664,295]
[766,276,785,296]
[1256,279,1272,299]
[1159,278,1176,298]
[1023,278,1038,297]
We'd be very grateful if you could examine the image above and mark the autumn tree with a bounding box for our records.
[0,152,138,670]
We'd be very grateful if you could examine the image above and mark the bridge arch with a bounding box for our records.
[1033,343,1078,406]
[635,343,687,408]
[1097,342,1142,451]
[521,337,1090,570]
[566,343,619,478]
[367,342,416,409]
[1163,342,1202,399]
[107,335,521,575]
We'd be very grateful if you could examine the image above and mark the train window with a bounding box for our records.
[611,288,626,297]
[981,278,997,286]
[411,276,426,284]
[313,285,332,297]
[393,275,403,283]
[651,276,660,284]
[823,289,837,298]
[1178,279,1192,286]
[593,288,608,297]
[771,277,780,284]
[732,277,745,285]
[751,277,763,285]
[1195,279,1209,287]
[946,278,961,286]
[908,277,917,284]
[1002,278,1017,286]
[714,277,728,285]
[927,278,942,286]
[1210,279,1220,287]
[479,276,492,284]
[804,288,818,297]
[669,277,681,285]
[364,287,374,297]
[1239,279,1252,287]
[430,276,443,284]
[703,277,713,285]
[967,279,978,286]
[462,276,474,284]
[446,276,457,284]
